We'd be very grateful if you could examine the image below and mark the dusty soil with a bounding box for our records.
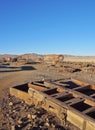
[0,62,95,130]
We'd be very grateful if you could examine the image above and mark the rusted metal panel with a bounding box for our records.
[44,54,64,65]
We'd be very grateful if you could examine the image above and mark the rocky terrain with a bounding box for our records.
[0,54,95,130]
[0,93,66,130]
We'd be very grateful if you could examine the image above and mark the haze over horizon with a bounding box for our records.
[0,0,95,56]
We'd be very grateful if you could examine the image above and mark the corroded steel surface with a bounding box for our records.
[43,54,64,65]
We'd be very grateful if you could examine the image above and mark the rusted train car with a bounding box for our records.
[43,54,64,66]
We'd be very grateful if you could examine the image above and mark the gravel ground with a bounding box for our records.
[0,92,67,130]
[0,62,95,130]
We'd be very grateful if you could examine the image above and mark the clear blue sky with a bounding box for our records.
[0,0,95,55]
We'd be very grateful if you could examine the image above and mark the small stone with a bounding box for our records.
[27,114,31,119]
[45,122,50,127]
[46,118,49,122]
[6,114,9,117]
[31,115,36,119]
[18,119,22,125]
[9,102,13,106]
[17,124,21,128]
[13,110,16,113]
[39,125,42,128]
[51,123,56,128]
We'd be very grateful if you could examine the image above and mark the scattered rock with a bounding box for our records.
[9,102,13,106]
[0,94,67,130]
[45,122,50,127]
[27,114,31,119]
[18,119,22,125]
[31,114,36,119]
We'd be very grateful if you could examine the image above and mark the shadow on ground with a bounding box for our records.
[0,65,36,73]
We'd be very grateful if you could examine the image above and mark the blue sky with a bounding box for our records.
[0,0,95,55]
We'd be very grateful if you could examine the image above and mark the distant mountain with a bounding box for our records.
[0,54,18,58]
[64,54,95,58]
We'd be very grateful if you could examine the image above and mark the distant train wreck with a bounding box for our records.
[10,78,95,130]
[43,54,64,66]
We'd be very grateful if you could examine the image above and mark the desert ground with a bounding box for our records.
[0,57,95,130]
[0,62,95,96]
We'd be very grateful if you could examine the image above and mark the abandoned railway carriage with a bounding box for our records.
[43,54,64,66]
[10,78,95,130]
